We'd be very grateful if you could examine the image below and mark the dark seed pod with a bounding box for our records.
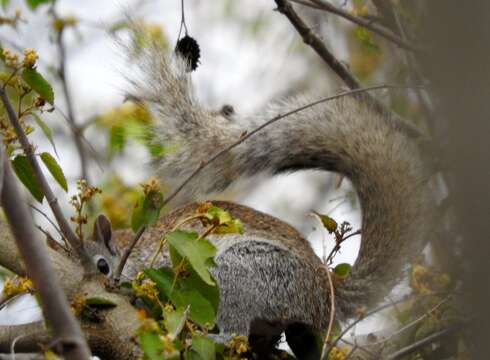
[175,35,201,72]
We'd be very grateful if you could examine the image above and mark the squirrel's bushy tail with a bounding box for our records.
[128,41,433,319]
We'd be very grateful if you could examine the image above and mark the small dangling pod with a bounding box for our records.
[175,0,201,72]
[176,35,201,72]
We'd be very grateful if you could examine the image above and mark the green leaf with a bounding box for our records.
[164,306,188,337]
[139,331,165,360]
[213,218,244,235]
[21,68,54,105]
[40,152,67,192]
[85,296,117,309]
[109,125,126,157]
[168,246,220,313]
[131,194,145,232]
[205,206,244,234]
[145,268,216,327]
[181,268,220,313]
[175,288,215,327]
[333,263,352,278]
[31,113,58,157]
[131,190,164,232]
[313,211,338,233]
[205,206,232,224]
[11,155,44,202]
[25,0,52,10]
[144,267,174,297]
[167,230,217,286]
[191,334,215,360]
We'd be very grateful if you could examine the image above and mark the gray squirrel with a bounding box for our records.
[84,41,434,358]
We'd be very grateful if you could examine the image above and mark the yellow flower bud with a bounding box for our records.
[23,48,38,68]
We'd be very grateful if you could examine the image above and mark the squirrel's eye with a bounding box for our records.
[96,257,111,275]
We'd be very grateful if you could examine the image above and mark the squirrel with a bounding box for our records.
[83,40,434,358]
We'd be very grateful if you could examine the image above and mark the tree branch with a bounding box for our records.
[113,225,146,283]
[52,8,90,184]
[291,0,421,52]
[0,149,91,359]
[385,323,462,360]
[0,322,50,353]
[275,0,361,89]
[0,87,91,268]
[0,216,142,358]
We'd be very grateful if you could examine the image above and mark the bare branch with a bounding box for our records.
[291,0,421,52]
[29,203,66,246]
[0,322,49,353]
[0,87,91,268]
[370,295,451,347]
[324,292,455,358]
[112,225,146,283]
[385,323,462,360]
[0,151,91,359]
[343,344,358,360]
[51,8,90,183]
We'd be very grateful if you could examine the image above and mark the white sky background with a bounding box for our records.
[0,0,396,333]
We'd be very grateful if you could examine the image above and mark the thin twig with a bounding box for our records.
[392,8,434,129]
[340,338,376,358]
[385,323,462,360]
[320,265,336,360]
[325,229,361,265]
[291,0,421,52]
[51,8,90,183]
[53,106,104,172]
[113,225,146,282]
[0,292,19,310]
[343,344,358,360]
[0,87,90,268]
[161,84,420,207]
[324,292,453,359]
[0,148,91,359]
[370,295,451,346]
[29,203,67,246]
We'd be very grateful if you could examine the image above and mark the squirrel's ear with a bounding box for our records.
[93,215,115,255]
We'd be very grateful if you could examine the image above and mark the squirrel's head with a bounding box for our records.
[83,215,121,278]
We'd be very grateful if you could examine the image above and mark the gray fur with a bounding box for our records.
[83,37,435,354]
[213,241,330,336]
[128,43,433,317]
